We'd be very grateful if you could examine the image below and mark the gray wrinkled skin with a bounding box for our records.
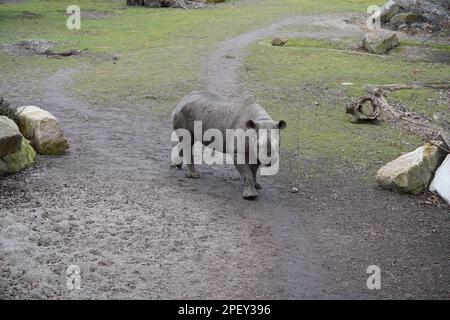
[172,91,286,200]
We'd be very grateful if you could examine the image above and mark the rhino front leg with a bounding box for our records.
[186,142,200,179]
[234,163,258,200]
[250,164,261,189]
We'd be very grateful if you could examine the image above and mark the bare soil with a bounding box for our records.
[0,14,449,299]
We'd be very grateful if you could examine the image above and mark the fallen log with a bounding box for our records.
[43,49,83,57]
[358,87,450,154]
[127,0,206,9]
[367,82,450,95]
[376,94,401,119]
[346,94,381,123]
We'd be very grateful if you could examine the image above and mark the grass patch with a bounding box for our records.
[284,38,351,50]
[1,0,380,110]
[0,98,21,124]
[244,40,450,172]
[400,39,450,51]
[0,53,76,106]
[390,88,449,117]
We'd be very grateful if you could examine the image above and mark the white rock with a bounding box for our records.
[429,154,450,205]
[376,142,445,194]
[0,139,36,176]
[380,0,401,23]
[17,106,68,155]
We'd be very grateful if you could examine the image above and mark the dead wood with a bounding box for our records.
[346,95,381,123]
[367,82,450,95]
[43,49,83,57]
[360,83,450,153]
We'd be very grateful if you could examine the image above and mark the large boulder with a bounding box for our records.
[380,0,401,23]
[376,142,446,194]
[0,116,22,157]
[17,106,68,155]
[429,154,450,205]
[363,31,399,55]
[0,138,36,176]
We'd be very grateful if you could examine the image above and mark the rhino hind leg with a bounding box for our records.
[234,163,258,200]
[186,165,200,179]
[250,164,261,189]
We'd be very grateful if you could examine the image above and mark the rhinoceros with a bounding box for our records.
[172,91,286,199]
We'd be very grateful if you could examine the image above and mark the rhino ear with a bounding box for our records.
[246,120,256,129]
[278,120,287,130]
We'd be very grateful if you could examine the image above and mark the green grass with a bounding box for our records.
[284,38,351,50]
[0,97,21,124]
[400,39,450,51]
[390,88,449,117]
[0,0,380,108]
[244,40,450,172]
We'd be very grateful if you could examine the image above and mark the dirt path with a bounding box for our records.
[1,66,330,299]
[1,14,449,299]
[205,14,364,98]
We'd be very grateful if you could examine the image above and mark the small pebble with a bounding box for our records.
[291,187,299,193]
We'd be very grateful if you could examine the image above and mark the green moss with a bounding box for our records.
[0,139,36,175]
[38,137,69,155]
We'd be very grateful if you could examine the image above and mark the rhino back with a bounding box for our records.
[174,91,238,131]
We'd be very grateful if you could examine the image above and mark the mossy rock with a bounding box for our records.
[376,142,445,194]
[0,139,36,176]
[17,106,69,155]
[271,38,288,46]
[363,31,399,55]
[0,115,22,157]
[390,12,424,26]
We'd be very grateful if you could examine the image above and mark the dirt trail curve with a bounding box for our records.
[205,14,363,97]
[1,14,449,299]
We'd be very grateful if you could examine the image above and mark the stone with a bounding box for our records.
[380,0,401,23]
[17,106,68,155]
[0,138,36,176]
[390,12,424,26]
[429,155,450,205]
[271,38,288,46]
[0,116,22,157]
[363,31,399,55]
[376,142,446,194]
